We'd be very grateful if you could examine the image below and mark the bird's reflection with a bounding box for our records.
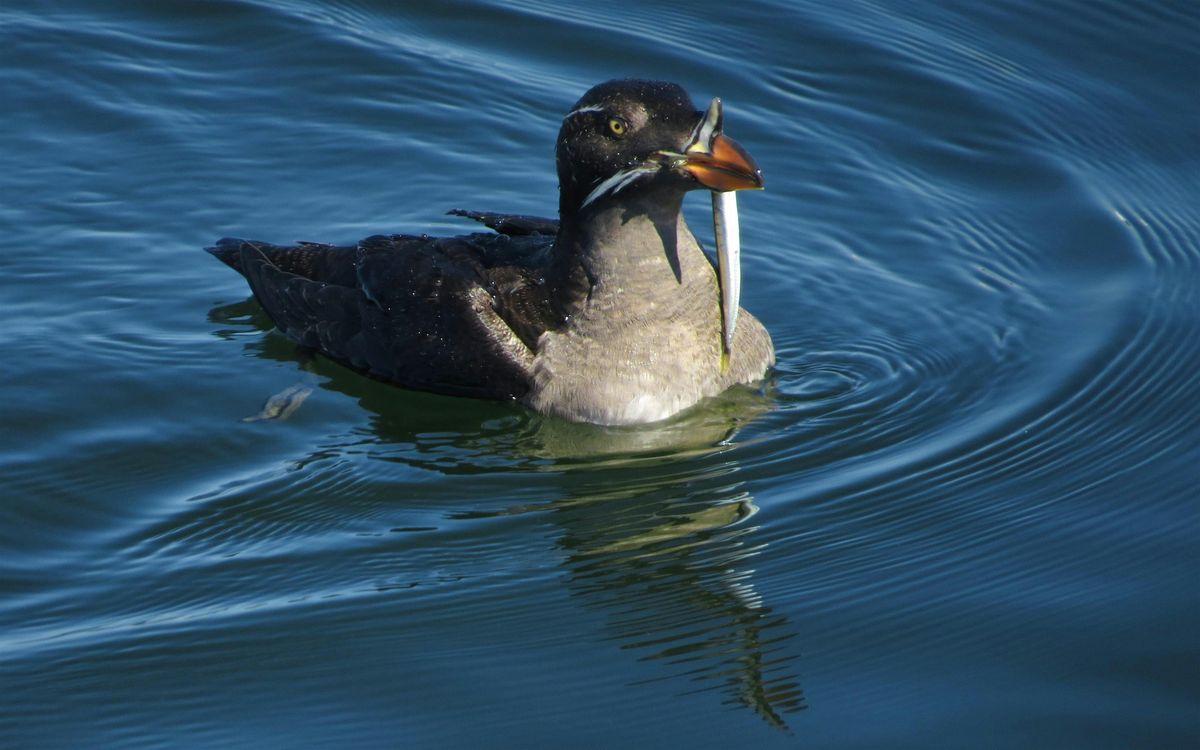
[209,299,806,728]
[549,478,806,728]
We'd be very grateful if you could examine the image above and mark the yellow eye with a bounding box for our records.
[607,117,627,137]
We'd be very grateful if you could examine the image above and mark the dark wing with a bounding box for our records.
[207,232,557,400]
[448,209,559,237]
[207,237,359,286]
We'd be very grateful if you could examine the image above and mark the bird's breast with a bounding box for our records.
[524,303,721,425]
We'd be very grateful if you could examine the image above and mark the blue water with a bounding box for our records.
[2,0,1198,747]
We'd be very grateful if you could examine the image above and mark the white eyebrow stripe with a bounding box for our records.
[564,104,605,120]
[581,165,657,208]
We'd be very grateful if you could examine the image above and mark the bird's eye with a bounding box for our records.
[607,117,628,137]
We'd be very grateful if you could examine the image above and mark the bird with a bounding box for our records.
[207,79,774,426]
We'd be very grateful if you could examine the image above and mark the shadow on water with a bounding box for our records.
[209,298,806,728]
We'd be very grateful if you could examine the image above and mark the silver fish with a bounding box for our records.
[242,383,313,422]
[712,188,741,354]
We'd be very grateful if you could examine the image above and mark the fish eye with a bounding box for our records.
[607,117,628,137]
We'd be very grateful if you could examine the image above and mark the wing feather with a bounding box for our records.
[220,233,553,400]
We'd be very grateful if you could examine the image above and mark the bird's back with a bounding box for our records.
[207,222,559,400]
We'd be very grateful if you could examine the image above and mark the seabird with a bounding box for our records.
[208,79,774,425]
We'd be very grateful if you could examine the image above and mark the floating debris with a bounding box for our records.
[242,383,313,422]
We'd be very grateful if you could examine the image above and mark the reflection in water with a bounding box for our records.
[452,478,807,728]
[209,298,804,728]
[555,487,806,729]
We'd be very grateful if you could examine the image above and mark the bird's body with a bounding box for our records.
[208,80,774,425]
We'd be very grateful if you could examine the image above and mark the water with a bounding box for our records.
[2,0,1198,747]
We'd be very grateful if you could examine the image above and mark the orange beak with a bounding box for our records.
[683,98,764,192]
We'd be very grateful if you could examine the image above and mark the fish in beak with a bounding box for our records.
[681,99,762,356]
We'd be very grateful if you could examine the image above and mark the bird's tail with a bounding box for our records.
[205,237,250,273]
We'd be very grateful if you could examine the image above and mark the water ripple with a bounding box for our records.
[2,0,1198,745]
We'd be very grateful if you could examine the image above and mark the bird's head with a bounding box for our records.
[555,79,763,218]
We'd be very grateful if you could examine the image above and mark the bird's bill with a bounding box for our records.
[682,98,764,192]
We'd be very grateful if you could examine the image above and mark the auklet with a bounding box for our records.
[208,79,774,426]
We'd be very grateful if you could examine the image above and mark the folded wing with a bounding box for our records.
[207,226,557,400]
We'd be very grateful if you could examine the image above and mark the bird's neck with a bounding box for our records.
[551,190,712,322]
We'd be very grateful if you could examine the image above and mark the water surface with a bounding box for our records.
[2,0,1198,747]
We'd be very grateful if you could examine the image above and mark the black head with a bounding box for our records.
[555,79,762,219]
